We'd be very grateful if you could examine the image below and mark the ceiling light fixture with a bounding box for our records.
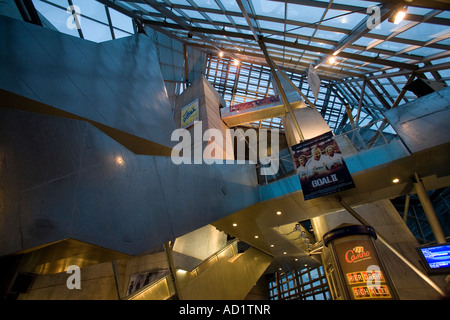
[233,59,240,66]
[392,178,400,183]
[389,6,407,25]
[232,223,237,227]
[328,56,336,64]
[255,235,259,239]
[219,51,224,58]
[276,211,281,215]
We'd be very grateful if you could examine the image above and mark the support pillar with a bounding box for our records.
[413,173,446,244]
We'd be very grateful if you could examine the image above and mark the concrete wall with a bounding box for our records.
[17,250,170,300]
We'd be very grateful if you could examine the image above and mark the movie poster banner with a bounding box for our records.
[292,131,355,200]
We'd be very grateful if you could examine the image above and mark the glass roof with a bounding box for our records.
[27,0,449,133]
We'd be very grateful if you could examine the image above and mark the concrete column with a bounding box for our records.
[413,173,446,244]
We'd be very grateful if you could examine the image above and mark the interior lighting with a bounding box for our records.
[389,7,407,25]
[276,211,282,215]
[392,178,400,183]
[232,223,237,227]
[328,56,336,64]
[219,51,224,57]
[233,59,240,66]
[255,235,259,239]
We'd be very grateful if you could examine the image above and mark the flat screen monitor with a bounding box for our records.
[416,243,450,275]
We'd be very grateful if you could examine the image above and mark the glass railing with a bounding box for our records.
[256,119,400,186]
[127,274,175,300]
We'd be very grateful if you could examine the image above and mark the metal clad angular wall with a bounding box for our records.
[0,107,258,257]
[0,14,176,149]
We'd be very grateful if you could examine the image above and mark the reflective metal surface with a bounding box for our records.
[0,14,176,153]
[384,87,450,154]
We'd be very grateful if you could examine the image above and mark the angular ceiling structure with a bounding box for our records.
[26,0,450,133]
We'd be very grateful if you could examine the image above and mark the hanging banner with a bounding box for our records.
[307,63,320,101]
[180,98,199,129]
[292,131,355,200]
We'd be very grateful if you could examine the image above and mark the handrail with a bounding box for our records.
[126,274,173,300]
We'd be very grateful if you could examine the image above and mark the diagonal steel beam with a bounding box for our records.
[314,4,395,69]
[237,0,304,141]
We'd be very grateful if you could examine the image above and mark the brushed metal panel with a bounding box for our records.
[0,107,259,258]
[0,15,176,151]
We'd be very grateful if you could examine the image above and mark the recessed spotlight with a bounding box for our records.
[392,178,400,183]
[276,211,282,215]
[393,8,407,24]
[232,223,237,227]
[115,156,125,165]
[270,244,274,247]
[219,51,224,57]
[255,235,259,239]
[328,56,336,64]
[283,252,287,255]
[295,258,298,261]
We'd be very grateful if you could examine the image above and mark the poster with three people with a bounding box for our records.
[292,131,355,200]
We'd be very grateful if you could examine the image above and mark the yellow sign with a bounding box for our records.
[181,99,199,128]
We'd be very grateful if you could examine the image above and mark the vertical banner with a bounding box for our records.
[292,131,355,200]
[307,63,320,101]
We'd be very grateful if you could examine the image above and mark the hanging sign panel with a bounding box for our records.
[180,98,199,129]
[307,63,320,101]
[292,131,355,200]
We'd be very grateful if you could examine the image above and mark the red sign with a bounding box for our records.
[229,95,280,112]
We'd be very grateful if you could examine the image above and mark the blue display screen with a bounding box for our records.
[419,244,450,269]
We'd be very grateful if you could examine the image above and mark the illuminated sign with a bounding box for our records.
[181,99,199,129]
[333,237,394,300]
